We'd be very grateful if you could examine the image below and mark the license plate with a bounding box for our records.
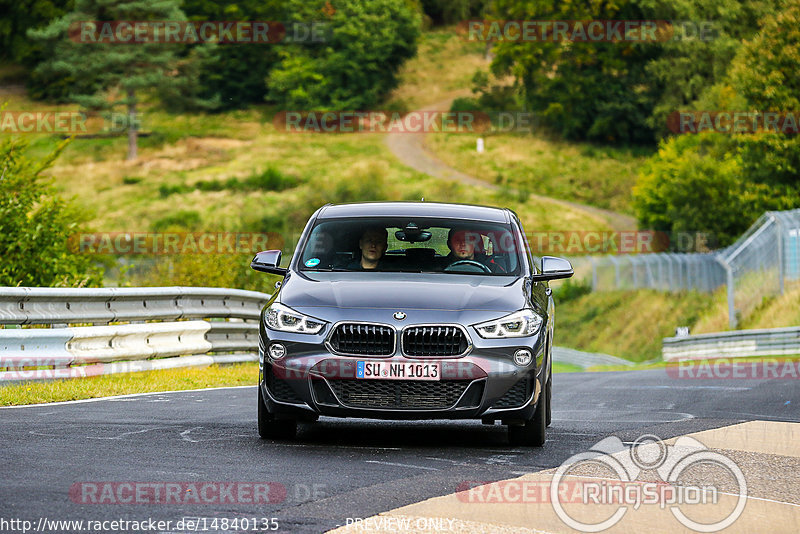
[356,361,440,381]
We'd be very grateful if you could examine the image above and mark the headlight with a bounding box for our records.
[472,309,542,338]
[265,302,326,334]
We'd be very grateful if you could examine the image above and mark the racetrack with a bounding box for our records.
[2,369,798,533]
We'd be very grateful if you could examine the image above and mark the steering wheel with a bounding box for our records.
[444,260,492,273]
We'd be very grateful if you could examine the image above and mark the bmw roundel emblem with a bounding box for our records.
[393,311,406,321]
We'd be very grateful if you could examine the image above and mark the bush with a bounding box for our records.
[244,168,299,191]
[159,183,192,197]
[151,210,202,232]
[0,138,101,287]
[158,168,300,198]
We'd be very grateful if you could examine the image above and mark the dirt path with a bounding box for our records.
[385,93,637,231]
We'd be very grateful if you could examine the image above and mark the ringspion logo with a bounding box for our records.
[550,434,746,532]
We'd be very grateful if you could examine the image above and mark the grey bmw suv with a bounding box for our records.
[251,202,573,446]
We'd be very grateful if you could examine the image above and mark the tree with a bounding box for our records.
[633,0,800,244]
[489,0,662,144]
[267,0,421,110]
[729,0,800,112]
[420,0,489,26]
[0,0,81,100]
[28,0,189,160]
[643,0,774,138]
[179,0,284,110]
[0,137,102,287]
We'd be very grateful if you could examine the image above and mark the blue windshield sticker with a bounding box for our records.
[305,258,321,267]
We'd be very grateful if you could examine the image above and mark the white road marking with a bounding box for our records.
[605,385,751,390]
[180,427,204,443]
[365,460,439,471]
[0,385,255,409]
[87,427,170,440]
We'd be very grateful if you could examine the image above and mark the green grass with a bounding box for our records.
[426,133,652,215]
[554,281,800,362]
[10,353,792,407]
[385,28,489,110]
[552,362,584,373]
[555,289,721,362]
[2,98,609,245]
[0,363,258,406]
[1,360,588,407]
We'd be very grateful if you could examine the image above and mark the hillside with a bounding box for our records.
[555,282,800,361]
[2,31,620,239]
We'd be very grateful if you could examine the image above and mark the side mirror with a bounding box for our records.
[531,256,573,281]
[251,250,288,276]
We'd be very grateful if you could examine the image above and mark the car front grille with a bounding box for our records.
[402,325,469,357]
[265,367,304,404]
[492,377,532,409]
[328,323,395,356]
[328,379,470,410]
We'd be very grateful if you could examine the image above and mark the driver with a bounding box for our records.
[440,228,500,272]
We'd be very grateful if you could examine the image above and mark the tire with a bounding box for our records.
[545,372,552,427]
[508,379,547,447]
[258,386,297,440]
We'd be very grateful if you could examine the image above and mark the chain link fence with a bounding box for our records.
[568,209,800,329]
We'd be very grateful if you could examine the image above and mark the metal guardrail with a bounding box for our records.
[0,286,268,325]
[0,286,639,382]
[0,287,270,382]
[662,327,800,361]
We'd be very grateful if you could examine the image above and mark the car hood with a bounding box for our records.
[280,272,527,313]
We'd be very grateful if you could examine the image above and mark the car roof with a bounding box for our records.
[316,202,510,223]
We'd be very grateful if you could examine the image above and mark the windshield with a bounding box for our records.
[297,218,522,275]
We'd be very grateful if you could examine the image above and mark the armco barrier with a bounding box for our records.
[0,287,270,383]
[0,286,267,325]
[1,286,637,382]
[663,326,800,361]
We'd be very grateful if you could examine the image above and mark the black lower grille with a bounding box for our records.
[492,378,531,409]
[329,323,394,355]
[402,325,468,356]
[266,367,304,404]
[329,380,470,409]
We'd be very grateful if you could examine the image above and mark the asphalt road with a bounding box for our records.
[2,369,798,533]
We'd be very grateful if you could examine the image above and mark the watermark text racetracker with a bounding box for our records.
[69,481,325,505]
[0,111,137,135]
[69,20,329,44]
[69,232,282,255]
[668,110,800,134]
[274,110,538,134]
[460,20,720,42]
[668,358,800,380]
[0,517,280,533]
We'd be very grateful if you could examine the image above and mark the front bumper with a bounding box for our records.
[258,326,546,422]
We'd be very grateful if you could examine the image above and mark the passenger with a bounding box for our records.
[346,226,388,270]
